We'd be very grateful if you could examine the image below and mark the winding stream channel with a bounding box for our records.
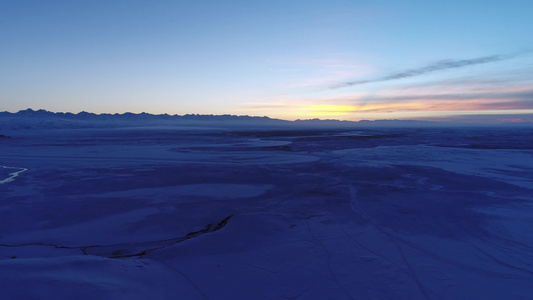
[0,166,28,184]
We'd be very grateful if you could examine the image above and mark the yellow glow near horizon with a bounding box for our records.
[301,99,516,119]
[305,105,354,117]
[303,102,429,118]
[248,94,533,121]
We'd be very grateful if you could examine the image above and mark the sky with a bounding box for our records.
[1,0,533,123]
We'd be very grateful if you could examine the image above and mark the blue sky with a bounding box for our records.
[1,0,532,122]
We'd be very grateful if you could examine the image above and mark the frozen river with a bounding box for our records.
[0,165,28,184]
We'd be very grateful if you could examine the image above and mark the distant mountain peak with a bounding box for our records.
[2,108,531,130]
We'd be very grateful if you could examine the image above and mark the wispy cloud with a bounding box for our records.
[331,88,533,113]
[331,53,518,89]
[242,88,533,112]
[241,74,533,120]
[416,113,533,124]
[355,90,533,104]
[343,99,533,113]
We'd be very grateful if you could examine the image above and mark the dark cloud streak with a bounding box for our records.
[332,54,517,89]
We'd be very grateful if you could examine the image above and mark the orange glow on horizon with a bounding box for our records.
[242,84,533,121]
[299,97,532,118]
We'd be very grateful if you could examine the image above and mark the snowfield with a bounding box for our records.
[1,125,533,299]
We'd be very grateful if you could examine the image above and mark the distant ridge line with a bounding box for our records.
[3,108,278,120]
[1,109,532,129]
[1,108,431,124]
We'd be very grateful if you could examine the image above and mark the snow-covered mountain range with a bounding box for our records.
[1,108,445,130]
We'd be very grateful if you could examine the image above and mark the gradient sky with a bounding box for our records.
[2,0,533,122]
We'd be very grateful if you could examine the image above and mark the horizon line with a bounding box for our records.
[2,108,533,126]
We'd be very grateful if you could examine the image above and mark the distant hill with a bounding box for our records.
[1,109,531,130]
[0,109,291,130]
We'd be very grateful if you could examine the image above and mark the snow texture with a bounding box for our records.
[1,122,533,299]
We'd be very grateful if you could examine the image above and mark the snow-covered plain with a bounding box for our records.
[1,125,533,299]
